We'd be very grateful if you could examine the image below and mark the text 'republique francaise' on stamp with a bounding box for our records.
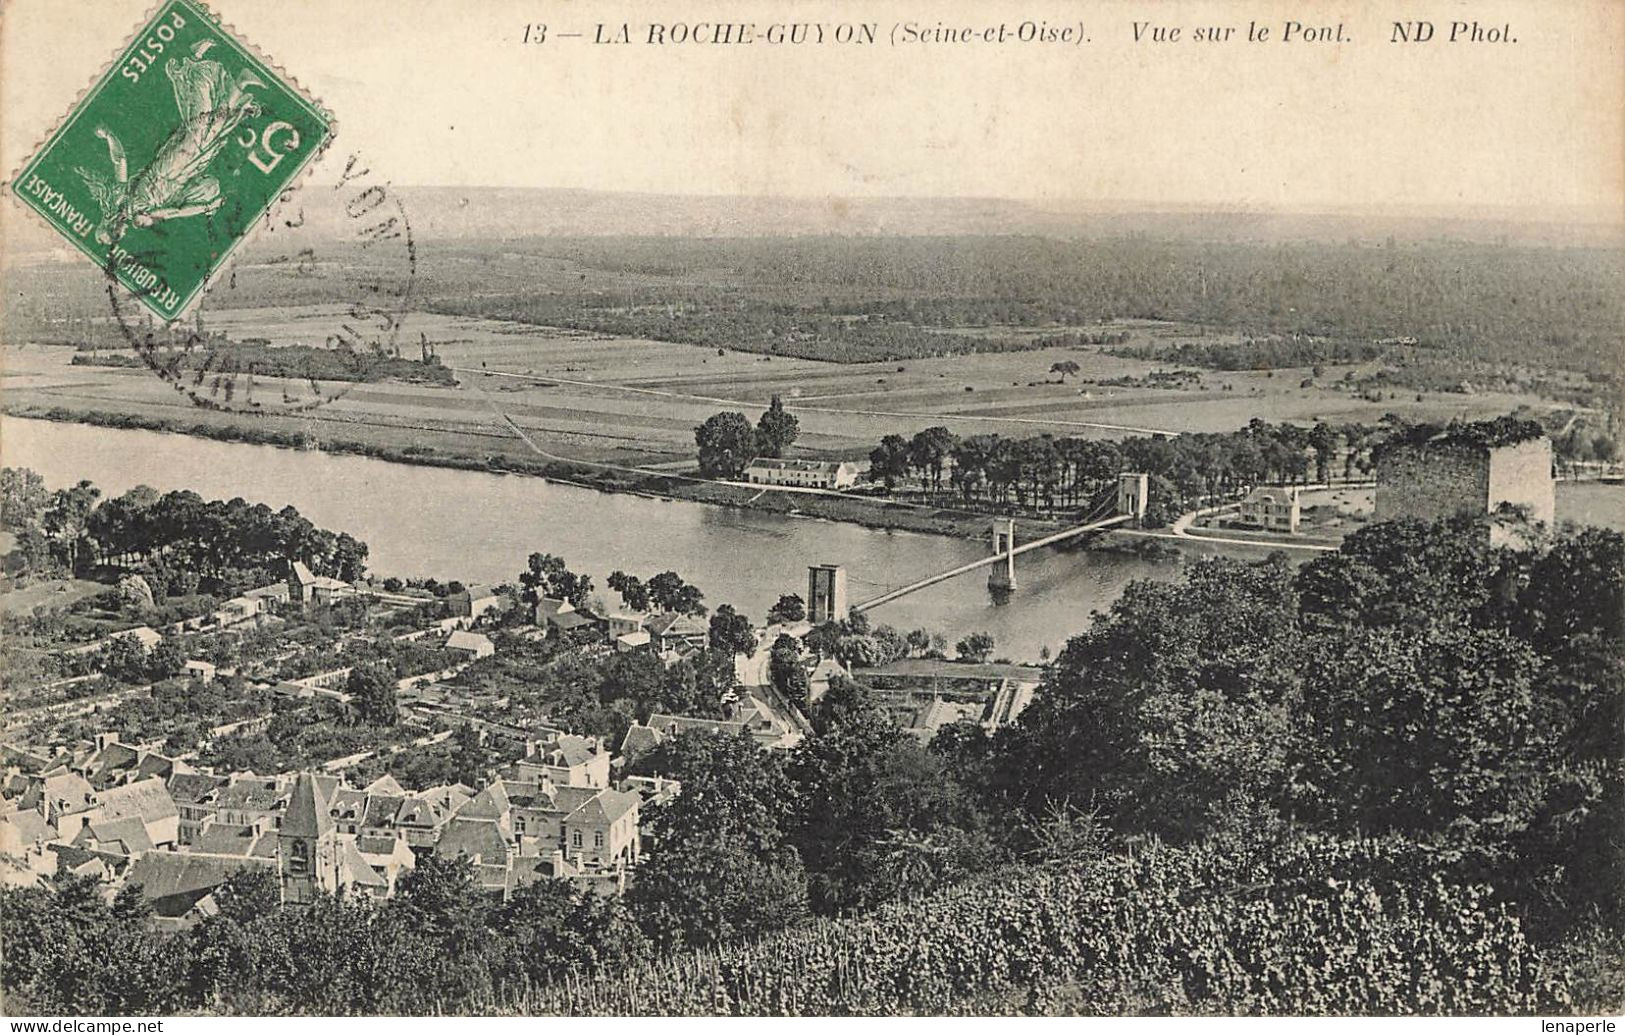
[8,0,333,323]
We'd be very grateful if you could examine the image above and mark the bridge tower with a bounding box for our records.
[807,564,849,623]
[1117,473,1149,526]
[987,518,1017,599]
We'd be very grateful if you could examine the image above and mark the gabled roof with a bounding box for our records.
[364,774,406,796]
[564,789,640,828]
[453,782,511,823]
[647,713,750,739]
[135,752,185,783]
[356,834,412,861]
[190,822,273,858]
[746,458,853,474]
[97,778,178,826]
[339,838,389,888]
[618,724,663,762]
[393,796,447,829]
[645,612,706,639]
[289,561,316,586]
[1,807,57,846]
[533,734,598,769]
[74,815,155,855]
[0,742,52,772]
[534,597,574,617]
[436,817,510,863]
[122,852,273,917]
[281,773,333,839]
[445,629,494,652]
[328,787,369,822]
[34,771,94,812]
[363,794,407,829]
[550,611,599,632]
[83,742,141,787]
[211,778,282,813]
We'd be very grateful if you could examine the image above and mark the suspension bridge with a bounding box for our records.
[830,474,1149,616]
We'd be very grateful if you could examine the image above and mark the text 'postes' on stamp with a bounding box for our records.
[8,0,334,322]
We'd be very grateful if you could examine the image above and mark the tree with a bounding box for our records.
[695,412,758,479]
[99,633,153,684]
[708,604,756,657]
[1308,422,1338,484]
[0,467,48,531]
[43,480,101,574]
[1004,557,1302,840]
[955,632,996,663]
[518,552,593,608]
[147,639,186,682]
[1296,623,1546,843]
[868,435,911,491]
[347,663,398,726]
[755,395,799,458]
[628,730,808,951]
[790,680,995,911]
[646,571,705,615]
[491,879,649,985]
[908,427,958,495]
[765,593,806,625]
[607,570,651,612]
[768,634,809,703]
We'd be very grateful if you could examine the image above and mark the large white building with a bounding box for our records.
[744,458,860,489]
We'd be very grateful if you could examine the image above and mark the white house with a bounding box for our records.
[744,458,860,490]
[1236,486,1301,533]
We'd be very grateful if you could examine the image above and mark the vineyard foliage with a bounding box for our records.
[520,837,1562,1016]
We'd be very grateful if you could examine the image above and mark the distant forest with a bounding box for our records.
[6,234,1621,379]
[418,236,1624,373]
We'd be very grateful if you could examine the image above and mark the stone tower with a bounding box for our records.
[279,772,338,906]
[807,564,848,624]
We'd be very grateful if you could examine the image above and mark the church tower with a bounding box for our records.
[279,772,338,905]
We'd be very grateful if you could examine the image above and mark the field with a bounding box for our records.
[1,304,1561,476]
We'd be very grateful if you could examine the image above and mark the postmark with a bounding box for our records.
[106,153,419,413]
[9,0,332,323]
[10,0,421,414]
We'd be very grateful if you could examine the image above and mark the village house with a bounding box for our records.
[183,659,218,683]
[501,734,612,789]
[449,584,504,624]
[745,458,861,489]
[78,734,191,791]
[443,629,496,660]
[287,561,355,610]
[121,851,276,927]
[607,611,651,652]
[640,691,802,752]
[62,624,163,657]
[1236,486,1302,533]
[49,776,181,849]
[209,593,269,628]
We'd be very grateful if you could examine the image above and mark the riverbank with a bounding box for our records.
[5,402,1133,550]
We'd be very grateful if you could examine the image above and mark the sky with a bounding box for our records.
[2,0,1621,220]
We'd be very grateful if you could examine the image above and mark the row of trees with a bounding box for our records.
[695,396,800,479]
[868,418,1367,520]
[1,468,367,589]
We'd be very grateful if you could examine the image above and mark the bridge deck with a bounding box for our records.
[851,513,1132,613]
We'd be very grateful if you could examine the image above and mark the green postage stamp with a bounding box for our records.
[9,0,332,321]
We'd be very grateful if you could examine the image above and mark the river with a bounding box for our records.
[1,416,1189,661]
